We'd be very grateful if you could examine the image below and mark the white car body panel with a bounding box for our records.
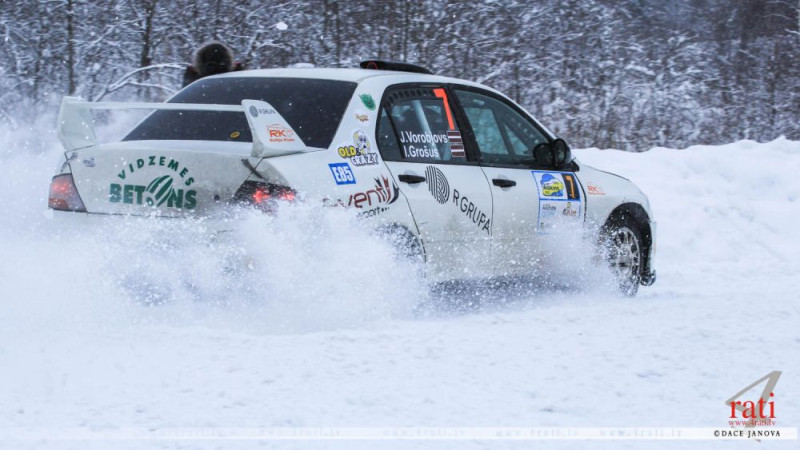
[384,162,494,280]
[50,67,656,284]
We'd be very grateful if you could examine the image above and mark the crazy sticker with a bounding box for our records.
[336,130,379,166]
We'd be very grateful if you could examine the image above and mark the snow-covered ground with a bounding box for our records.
[0,117,798,449]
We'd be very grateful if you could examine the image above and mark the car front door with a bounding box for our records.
[376,84,494,280]
[452,87,585,274]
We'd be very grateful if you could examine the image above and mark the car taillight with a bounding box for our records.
[232,181,296,213]
[48,173,87,212]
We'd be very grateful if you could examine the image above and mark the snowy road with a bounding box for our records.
[1,122,798,449]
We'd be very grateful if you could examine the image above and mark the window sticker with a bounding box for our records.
[532,171,583,233]
[399,129,445,159]
[328,162,356,185]
[447,130,466,158]
[388,88,466,161]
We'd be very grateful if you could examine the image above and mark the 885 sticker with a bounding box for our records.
[328,162,356,185]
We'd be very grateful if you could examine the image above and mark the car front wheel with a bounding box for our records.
[601,214,643,296]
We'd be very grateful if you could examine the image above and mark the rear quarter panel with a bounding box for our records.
[252,81,419,236]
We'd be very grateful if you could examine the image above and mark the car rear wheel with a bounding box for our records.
[601,214,643,296]
[376,225,425,263]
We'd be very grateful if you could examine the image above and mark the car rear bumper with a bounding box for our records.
[45,209,237,235]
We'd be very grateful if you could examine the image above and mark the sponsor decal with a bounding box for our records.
[425,166,450,204]
[359,94,376,111]
[353,130,371,156]
[587,183,605,195]
[110,175,197,209]
[532,171,583,232]
[424,165,490,234]
[267,124,295,142]
[447,130,466,158]
[399,131,444,159]
[250,106,277,117]
[532,171,580,201]
[111,155,197,210]
[328,162,356,185]
[337,130,379,166]
[346,175,400,217]
[354,110,369,123]
[82,157,95,168]
[540,173,564,197]
[453,188,491,233]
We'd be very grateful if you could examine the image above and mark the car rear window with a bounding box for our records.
[123,77,357,149]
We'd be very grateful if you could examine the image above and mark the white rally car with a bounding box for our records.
[49,61,656,295]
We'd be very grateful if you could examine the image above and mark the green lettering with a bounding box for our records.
[168,159,179,171]
[184,190,197,209]
[109,184,121,202]
[134,185,146,204]
[123,185,135,204]
[168,190,184,208]
[179,167,188,178]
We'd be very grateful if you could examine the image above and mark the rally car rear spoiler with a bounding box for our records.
[57,96,314,158]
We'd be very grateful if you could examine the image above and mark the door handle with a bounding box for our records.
[398,174,426,184]
[492,178,517,188]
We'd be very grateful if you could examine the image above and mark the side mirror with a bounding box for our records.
[552,139,572,167]
[532,139,573,168]
[533,142,554,167]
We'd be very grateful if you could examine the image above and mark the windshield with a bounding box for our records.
[123,77,357,149]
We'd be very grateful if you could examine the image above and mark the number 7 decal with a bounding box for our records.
[563,174,579,200]
[433,88,466,158]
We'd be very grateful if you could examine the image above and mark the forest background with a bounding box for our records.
[1,0,797,150]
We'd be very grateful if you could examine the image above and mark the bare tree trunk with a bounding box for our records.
[139,0,157,68]
[214,0,223,40]
[66,0,76,95]
[333,0,341,66]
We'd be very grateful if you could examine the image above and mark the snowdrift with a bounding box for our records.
[0,118,798,449]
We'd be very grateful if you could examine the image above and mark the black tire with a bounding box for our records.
[376,225,425,263]
[601,214,643,296]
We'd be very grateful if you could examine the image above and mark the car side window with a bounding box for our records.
[454,89,548,166]
[376,86,468,163]
[377,107,402,160]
